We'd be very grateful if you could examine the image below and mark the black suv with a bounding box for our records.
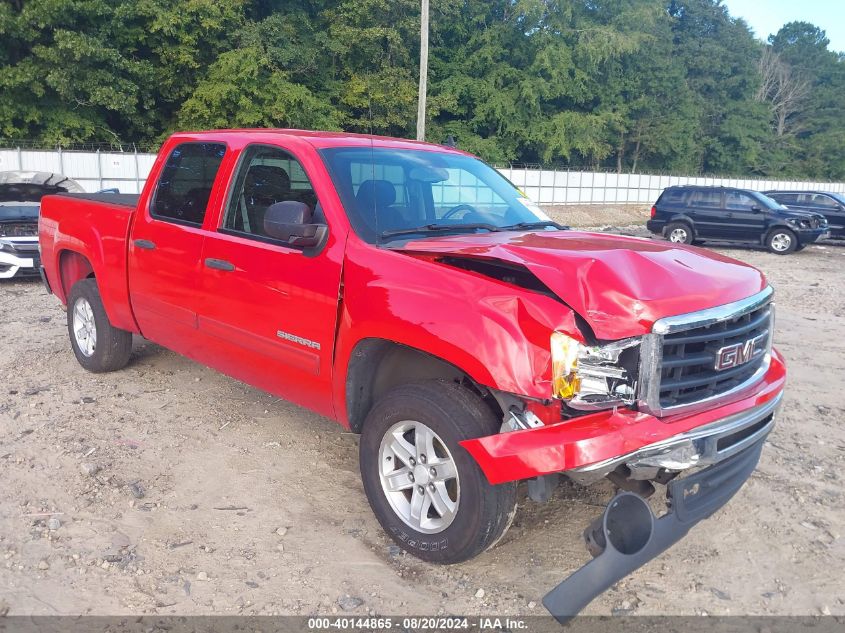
[647,186,828,254]
[763,190,845,238]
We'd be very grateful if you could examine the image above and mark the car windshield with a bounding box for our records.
[829,192,845,205]
[319,147,555,243]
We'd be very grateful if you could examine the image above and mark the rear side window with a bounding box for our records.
[658,189,687,205]
[771,193,798,204]
[151,143,226,226]
[688,190,722,208]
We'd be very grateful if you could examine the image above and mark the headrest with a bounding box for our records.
[245,164,290,192]
[356,179,396,209]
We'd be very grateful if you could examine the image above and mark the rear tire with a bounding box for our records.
[359,380,517,564]
[67,278,133,372]
[665,222,694,244]
[766,228,797,254]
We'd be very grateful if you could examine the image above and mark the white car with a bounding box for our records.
[0,171,85,279]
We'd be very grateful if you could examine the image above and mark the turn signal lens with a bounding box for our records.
[551,332,581,399]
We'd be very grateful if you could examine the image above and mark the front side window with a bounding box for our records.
[222,145,322,241]
[320,147,551,243]
[811,194,838,208]
[725,191,756,211]
[688,190,722,208]
[151,143,226,225]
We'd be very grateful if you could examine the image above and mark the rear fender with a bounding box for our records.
[41,195,139,333]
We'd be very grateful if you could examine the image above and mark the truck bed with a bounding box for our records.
[39,192,140,333]
[57,192,140,208]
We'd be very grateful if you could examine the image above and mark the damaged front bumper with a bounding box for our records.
[458,349,785,622]
[460,349,785,485]
[543,435,767,622]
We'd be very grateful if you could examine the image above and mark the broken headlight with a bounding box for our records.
[551,332,640,411]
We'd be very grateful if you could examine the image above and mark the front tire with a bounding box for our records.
[665,221,694,244]
[359,380,517,564]
[67,278,133,372]
[766,228,797,254]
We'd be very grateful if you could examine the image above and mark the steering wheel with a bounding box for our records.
[441,203,479,220]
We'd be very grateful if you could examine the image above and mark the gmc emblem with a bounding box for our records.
[714,334,766,371]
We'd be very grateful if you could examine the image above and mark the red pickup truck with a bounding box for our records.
[39,130,785,620]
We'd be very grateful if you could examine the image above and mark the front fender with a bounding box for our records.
[332,239,581,425]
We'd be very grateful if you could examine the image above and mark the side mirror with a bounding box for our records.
[750,205,762,212]
[264,201,327,248]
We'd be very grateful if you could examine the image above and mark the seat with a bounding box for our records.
[242,165,292,232]
[355,179,403,232]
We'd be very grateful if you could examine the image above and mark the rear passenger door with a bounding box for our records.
[128,141,227,353]
[685,190,725,238]
[723,191,766,241]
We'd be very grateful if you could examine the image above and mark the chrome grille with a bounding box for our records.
[638,288,774,417]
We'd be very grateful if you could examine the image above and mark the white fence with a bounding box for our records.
[2,147,844,202]
[0,148,156,194]
[500,167,845,205]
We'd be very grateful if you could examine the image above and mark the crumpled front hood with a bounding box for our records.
[398,230,767,339]
[776,209,827,222]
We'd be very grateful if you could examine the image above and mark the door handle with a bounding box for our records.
[204,258,235,272]
[134,239,156,250]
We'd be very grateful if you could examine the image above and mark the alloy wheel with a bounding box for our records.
[378,420,460,534]
[669,227,688,243]
[771,232,792,252]
[72,297,97,357]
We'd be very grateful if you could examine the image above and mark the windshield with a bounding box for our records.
[319,147,552,243]
[830,192,845,205]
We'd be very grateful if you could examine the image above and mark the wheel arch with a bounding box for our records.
[763,223,795,244]
[344,338,504,433]
[58,249,95,301]
[665,215,696,235]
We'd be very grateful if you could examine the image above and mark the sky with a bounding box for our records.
[723,0,845,53]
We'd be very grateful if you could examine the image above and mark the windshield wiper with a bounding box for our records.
[499,220,567,231]
[379,223,503,240]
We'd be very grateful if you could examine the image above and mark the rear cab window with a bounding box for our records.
[151,143,227,226]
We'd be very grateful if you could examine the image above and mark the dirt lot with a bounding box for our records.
[1,216,844,618]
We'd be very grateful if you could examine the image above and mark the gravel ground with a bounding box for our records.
[1,219,843,618]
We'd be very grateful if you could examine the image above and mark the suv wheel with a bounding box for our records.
[359,380,517,564]
[766,228,797,254]
[665,222,693,244]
